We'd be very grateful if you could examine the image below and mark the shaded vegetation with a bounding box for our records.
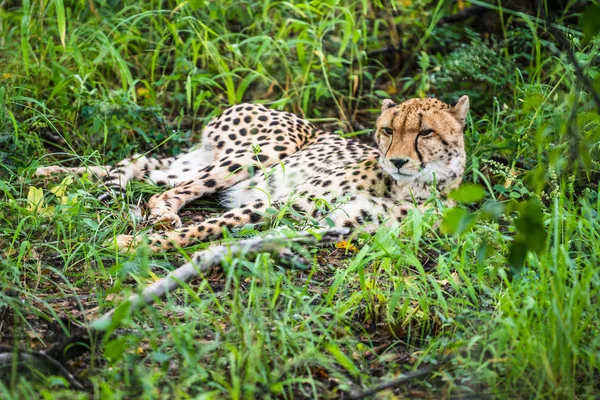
[1,0,599,398]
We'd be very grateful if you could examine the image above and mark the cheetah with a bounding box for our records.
[35,96,470,252]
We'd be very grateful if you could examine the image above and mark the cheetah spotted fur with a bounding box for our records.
[35,96,470,252]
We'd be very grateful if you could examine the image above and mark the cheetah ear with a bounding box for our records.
[448,95,469,127]
[381,99,397,111]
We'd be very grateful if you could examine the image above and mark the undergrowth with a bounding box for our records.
[1,0,599,398]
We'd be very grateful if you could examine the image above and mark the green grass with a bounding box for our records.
[1,0,600,398]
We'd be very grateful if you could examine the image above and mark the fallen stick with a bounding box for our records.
[0,346,86,390]
[348,358,452,399]
[0,228,351,386]
[93,227,350,328]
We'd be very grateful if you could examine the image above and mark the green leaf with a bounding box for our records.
[47,376,68,388]
[49,175,73,198]
[593,76,600,94]
[509,191,522,199]
[265,207,278,215]
[506,199,547,272]
[481,201,505,219]
[92,300,131,333]
[522,93,544,112]
[104,337,128,363]
[54,0,66,48]
[326,343,360,377]
[493,184,508,195]
[441,207,466,234]
[151,352,171,364]
[580,5,600,44]
[514,199,546,254]
[508,240,528,272]
[449,184,486,203]
[418,51,430,70]
[26,186,45,212]
[20,15,30,72]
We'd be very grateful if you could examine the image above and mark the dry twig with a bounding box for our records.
[348,358,452,399]
[0,228,351,388]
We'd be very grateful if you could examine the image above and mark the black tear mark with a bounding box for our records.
[383,110,402,159]
[414,138,424,167]
[415,113,425,167]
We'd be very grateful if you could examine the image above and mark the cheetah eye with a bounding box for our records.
[419,129,434,137]
[382,127,393,135]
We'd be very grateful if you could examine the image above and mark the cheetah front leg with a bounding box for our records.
[117,199,269,251]
[146,152,277,228]
[326,195,427,231]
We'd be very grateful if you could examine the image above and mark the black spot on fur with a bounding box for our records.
[249,213,261,223]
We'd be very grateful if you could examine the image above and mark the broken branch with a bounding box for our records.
[0,228,352,386]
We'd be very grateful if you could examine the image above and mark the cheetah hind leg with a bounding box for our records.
[96,155,175,202]
[35,155,176,202]
[34,164,127,200]
[116,199,268,252]
[34,165,112,179]
[145,151,279,228]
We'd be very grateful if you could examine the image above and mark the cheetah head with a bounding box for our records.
[375,96,469,191]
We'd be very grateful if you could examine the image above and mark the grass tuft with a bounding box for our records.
[1,0,599,398]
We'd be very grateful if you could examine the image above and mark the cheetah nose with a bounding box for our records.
[390,158,409,169]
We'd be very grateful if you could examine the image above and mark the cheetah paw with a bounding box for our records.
[147,208,182,229]
[114,234,141,252]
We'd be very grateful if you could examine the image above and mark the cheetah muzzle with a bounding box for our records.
[35,96,470,252]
